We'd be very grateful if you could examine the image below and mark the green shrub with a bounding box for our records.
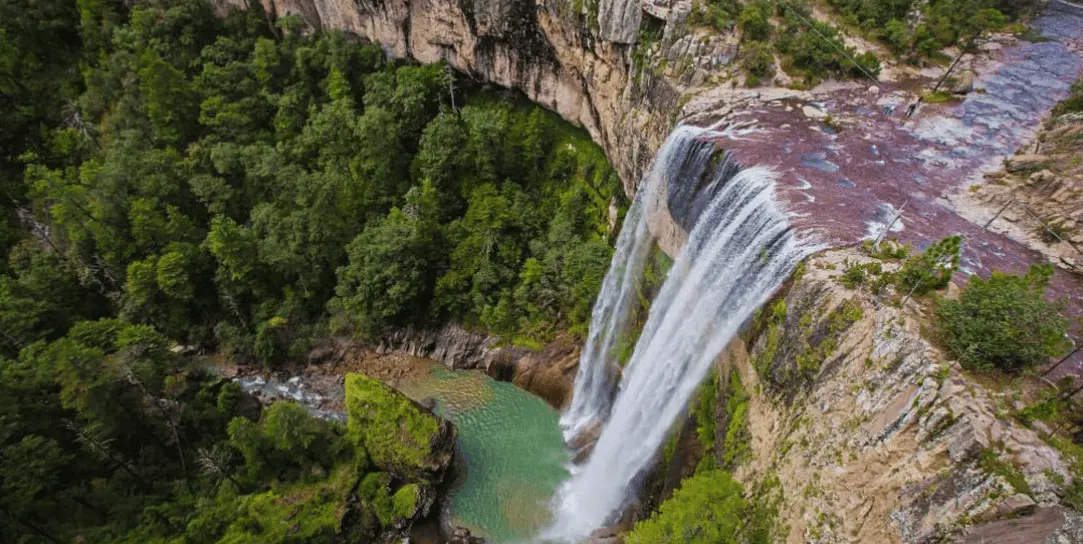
[629,466,787,543]
[829,0,1021,60]
[741,41,776,86]
[977,448,1031,496]
[893,235,961,297]
[1017,392,1062,424]
[775,5,881,84]
[738,3,771,41]
[626,470,748,544]
[693,370,719,451]
[689,0,742,32]
[1052,439,1083,512]
[720,370,750,469]
[937,264,1069,373]
[1053,79,1083,116]
[840,260,882,289]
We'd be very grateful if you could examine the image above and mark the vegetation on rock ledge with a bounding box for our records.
[937,264,1070,373]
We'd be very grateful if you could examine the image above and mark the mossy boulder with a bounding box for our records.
[344,373,456,482]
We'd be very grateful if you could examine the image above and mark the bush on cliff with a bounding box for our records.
[627,469,748,544]
[829,0,1026,61]
[627,467,786,544]
[893,235,961,298]
[937,264,1070,373]
[774,4,881,85]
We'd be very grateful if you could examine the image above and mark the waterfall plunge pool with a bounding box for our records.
[234,358,569,543]
[399,365,569,542]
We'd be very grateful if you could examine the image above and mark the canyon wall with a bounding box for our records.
[212,0,1083,539]
[376,323,580,409]
[216,0,679,191]
[716,248,1082,543]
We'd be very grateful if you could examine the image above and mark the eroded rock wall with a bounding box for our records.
[377,324,580,409]
[219,0,687,190]
[721,249,1083,543]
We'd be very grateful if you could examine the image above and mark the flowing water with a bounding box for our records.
[559,148,657,442]
[548,125,812,541]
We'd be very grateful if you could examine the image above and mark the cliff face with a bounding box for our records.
[212,0,1083,538]
[218,0,679,190]
[720,249,1082,543]
[376,323,580,409]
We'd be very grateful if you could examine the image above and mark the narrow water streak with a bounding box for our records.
[549,126,813,541]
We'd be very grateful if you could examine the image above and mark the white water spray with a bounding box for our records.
[559,127,695,442]
[549,125,813,541]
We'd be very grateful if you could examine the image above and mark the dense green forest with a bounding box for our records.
[1,0,622,365]
[0,0,623,540]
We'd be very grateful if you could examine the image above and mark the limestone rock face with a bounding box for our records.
[379,323,505,371]
[219,0,680,191]
[378,324,580,409]
[727,249,1077,543]
[598,0,643,43]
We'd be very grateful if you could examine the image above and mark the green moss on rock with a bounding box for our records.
[345,373,456,481]
[392,484,420,519]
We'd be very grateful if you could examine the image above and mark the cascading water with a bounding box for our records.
[548,125,814,542]
[558,126,709,442]
[558,174,654,442]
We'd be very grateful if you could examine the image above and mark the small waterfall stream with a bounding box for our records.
[549,125,814,541]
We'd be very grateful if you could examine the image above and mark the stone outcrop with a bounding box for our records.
[344,373,457,482]
[959,105,1083,281]
[378,323,508,371]
[598,0,642,43]
[718,249,1081,543]
[377,324,580,408]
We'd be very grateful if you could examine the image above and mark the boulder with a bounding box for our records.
[952,71,976,94]
[449,526,487,544]
[1028,169,1057,186]
[589,527,624,543]
[344,373,456,482]
[992,493,1037,519]
[802,104,828,119]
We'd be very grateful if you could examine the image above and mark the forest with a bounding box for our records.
[0,0,623,540]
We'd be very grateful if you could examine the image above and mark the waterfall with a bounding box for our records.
[548,125,813,542]
[559,126,697,442]
[558,175,653,442]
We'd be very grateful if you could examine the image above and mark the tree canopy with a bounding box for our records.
[0,0,625,540]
